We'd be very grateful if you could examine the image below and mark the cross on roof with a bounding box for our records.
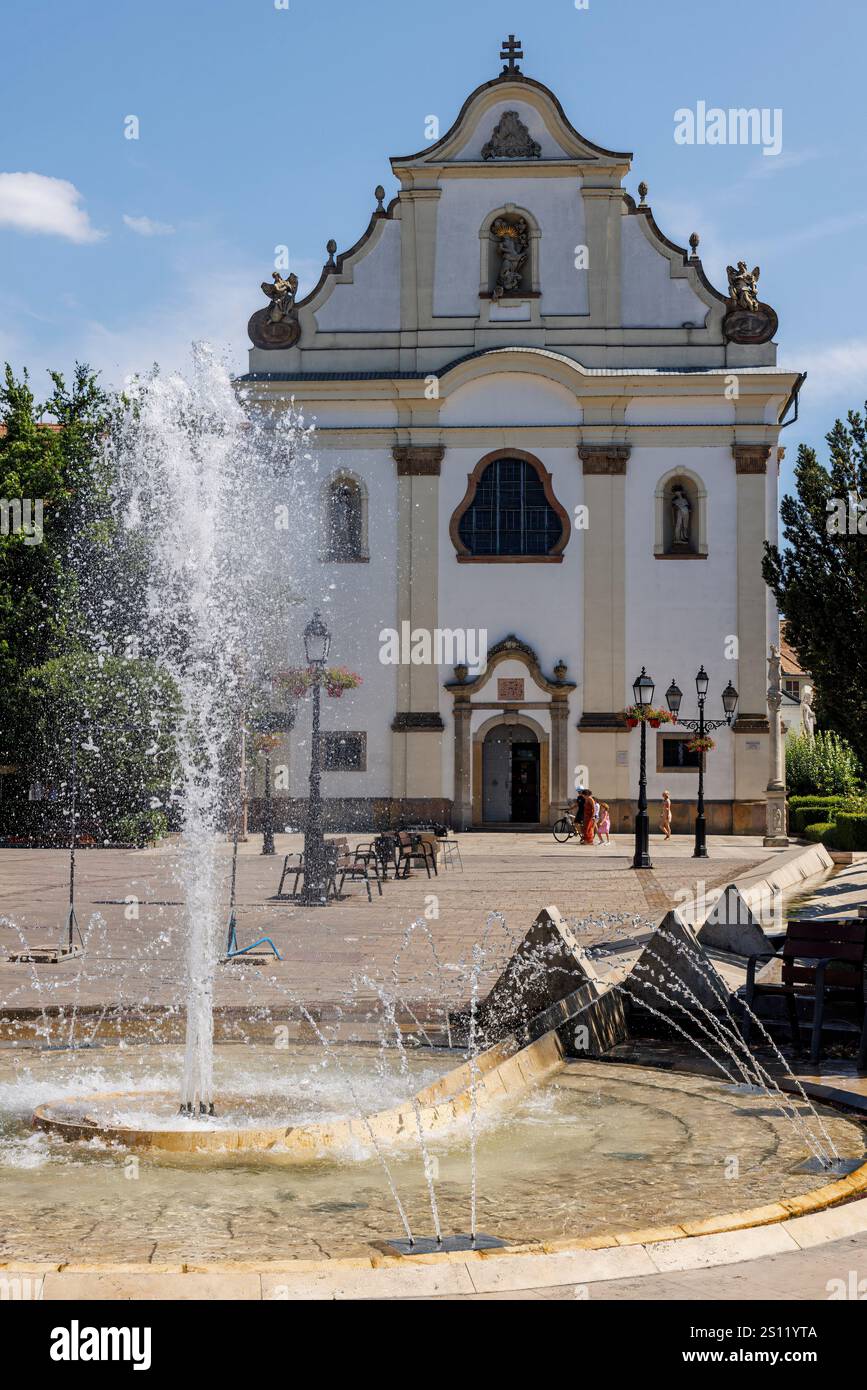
[500,34,524,75]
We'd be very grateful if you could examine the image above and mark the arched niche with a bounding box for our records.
[478,204,541,300]
[654,468,708,559]
[321,470,369,562]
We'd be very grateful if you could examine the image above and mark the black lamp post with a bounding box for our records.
[251,672,292,858]
[665,667,738,858]
[300,610,331,905]
[631,667,655,869]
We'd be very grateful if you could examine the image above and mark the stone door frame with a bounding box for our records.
[445,634,575,830]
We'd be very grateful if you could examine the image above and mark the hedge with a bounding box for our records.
[789,798,864,833]
[802,821,838,845]
[832,812,867,853]
[788,795,852,810]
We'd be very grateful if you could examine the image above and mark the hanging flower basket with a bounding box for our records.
[687,734,716,754]
[623,706,674,728]
[277,666,316,698]
[253,732,282,754]
[324,667,363,698]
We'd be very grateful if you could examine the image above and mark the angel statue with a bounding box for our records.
[726,261,761,313]
[491,217,529,299]
[261,271,299,324]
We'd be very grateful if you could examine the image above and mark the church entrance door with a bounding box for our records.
[482,724,540,824]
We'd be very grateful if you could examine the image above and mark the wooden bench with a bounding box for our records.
[744,918,867,1063]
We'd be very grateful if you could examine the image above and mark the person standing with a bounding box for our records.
[582,790,597,845]
[660,790,672,841]
[597,801,611,844]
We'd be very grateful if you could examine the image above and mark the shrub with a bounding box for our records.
[832,812,867,852]
[790,799,848,833]
[114,810,168,847]
[802,820,838,845]
[786,730,863,797]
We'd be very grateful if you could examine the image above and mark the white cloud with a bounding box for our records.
[0,172,104,243]
[122,213,175,237]
[783,339,867,403]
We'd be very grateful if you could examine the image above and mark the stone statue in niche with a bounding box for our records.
[482,110,541,160]
[491,216,529,299]
[670,484,692,545]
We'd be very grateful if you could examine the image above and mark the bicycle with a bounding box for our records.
[552,815,579,843]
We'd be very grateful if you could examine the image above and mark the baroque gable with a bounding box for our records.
[243,38,780,379]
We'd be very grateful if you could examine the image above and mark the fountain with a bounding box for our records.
[1,351,865,1276]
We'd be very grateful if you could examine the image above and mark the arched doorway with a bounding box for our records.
[482,723,540,824]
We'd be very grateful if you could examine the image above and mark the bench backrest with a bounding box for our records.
[783,919,867,990]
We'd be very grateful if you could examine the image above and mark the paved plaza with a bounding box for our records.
[1,831,775,1021]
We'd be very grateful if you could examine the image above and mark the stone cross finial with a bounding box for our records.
[500,34,523,74]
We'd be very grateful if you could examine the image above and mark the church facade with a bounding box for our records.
[241,39,802,835]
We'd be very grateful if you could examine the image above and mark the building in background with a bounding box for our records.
[240,38,802,834]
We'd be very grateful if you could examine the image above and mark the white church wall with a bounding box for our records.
[620,217,709,328]
[624,445,738,801]
[432,176,588,318]
[284,446,399,800]
[313,220,402,332]
[437,439,583,735]
[624,395,736,425]
[305,400,399,429]
[441,371,581,426]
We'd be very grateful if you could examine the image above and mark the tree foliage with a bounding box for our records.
[785,730,863,797]
[763,406,867,765]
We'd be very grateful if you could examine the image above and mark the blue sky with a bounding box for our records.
[1,0,865,501]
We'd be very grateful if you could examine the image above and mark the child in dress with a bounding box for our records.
[597,801,611,844]
[660,790,672,840]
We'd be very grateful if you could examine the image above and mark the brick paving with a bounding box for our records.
[0,832,777,1020]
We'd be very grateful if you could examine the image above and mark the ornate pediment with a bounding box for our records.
[481,110,541,160]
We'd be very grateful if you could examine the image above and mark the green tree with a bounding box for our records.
[0,363,172,835]
[785,729,863,796]
[763,406,867,765]
[19,652,179,844]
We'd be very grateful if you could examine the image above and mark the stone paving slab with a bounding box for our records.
[0,833,787,1015]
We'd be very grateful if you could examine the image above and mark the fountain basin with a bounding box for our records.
[32,1028,566,1159]
[3,1043,866,1267]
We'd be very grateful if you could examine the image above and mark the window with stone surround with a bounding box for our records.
[321,731,366,771]
[451,450,569,562]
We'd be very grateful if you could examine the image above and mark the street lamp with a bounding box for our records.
[631,666,655,869]
[301,610,332,905]
[253,673,291,857]
[665,666,738,858]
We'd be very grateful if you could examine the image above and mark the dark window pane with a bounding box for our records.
[321,733,366,771]
[661,739,701,769]
[459,458,563,557]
